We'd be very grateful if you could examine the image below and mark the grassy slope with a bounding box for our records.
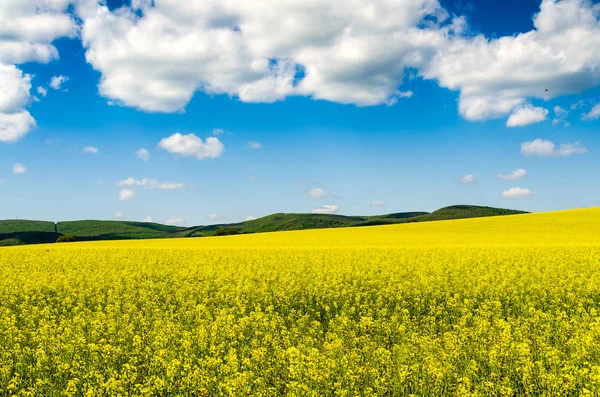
[0,205,528,245]
[57,221,187,240]
[0,220,56,233]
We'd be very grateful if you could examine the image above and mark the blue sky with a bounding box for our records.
[0,0,599,225]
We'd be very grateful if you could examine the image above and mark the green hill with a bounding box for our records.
[0,205,528,246]
[409,205,527,222]
[57,220,187,240]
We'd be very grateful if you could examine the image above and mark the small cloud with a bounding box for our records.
[143,216,153,222]
[552,106,569,126]
[521,139,588,157]
[506,105,549,127]
[37,87,47,97]
[83,146,99,154]
[158,133,224,160]
[501,187,533,199]
[582,104,600,121]
[115,212,125,219]
[244,215,257,221]
[50,75,69,90]
[369,200,386,207]
[165,218,185,226]
[247,141,262,149]
[212,128,228,136]
[116,177,184,190]
[12,163,26,174]
[497,168,527,181]
[312,204,339,214]
[207,213,221,220]
[136,148,150,162]
[119,189,135,201]
[459,174,476,184]
[308,187,328,198]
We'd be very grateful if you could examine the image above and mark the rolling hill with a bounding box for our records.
[0,205,527,246]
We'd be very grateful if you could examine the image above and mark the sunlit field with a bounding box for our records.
[2,208,600,396]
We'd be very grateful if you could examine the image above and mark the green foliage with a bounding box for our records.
[0,220,55,233]
[56,235,76,243]
[57,220,186,240]
[214,228,240,236]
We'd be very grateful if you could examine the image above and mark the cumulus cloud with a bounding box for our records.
[308,188,328,198]
[143,216,153,222]
[37,87,47,97]
[247,141,262,149]
[421,0,600,122]
[12,163,26,174]
[116,177,184,190]
[83,146,98,154]
[158,133,224,160]
[165,218,185,226]
[207,213,221,220]
[119,189,136,201]
[136,148,150,162]
[115,212,125,219]
[459,174,476,184]
[498,168,527,181]
[552,106,569,125]
[212,128,226,136]
[244,215,257,221]
[312,204,339,214]
[501,187,534,198]
[49,75,69,90]
[521,138,588,157]
[75,0,452,113]
[506,105,549,127]
[369,201,386,207]
[0,111,36,143]
[583,104,600,120]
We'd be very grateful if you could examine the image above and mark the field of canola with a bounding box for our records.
[2,208,600,396]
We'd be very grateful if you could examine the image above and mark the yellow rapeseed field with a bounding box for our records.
[2,208,600,396]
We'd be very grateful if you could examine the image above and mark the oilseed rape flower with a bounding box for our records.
[1,208,600,395]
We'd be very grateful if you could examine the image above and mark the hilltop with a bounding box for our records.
[0,205,527,246]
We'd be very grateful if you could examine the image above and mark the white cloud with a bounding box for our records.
[115,211,125,219]
[498,168,527,181]
[212,128,226,136]
[552,106,568,125]
[244,215,257,221]
[421,0,600,122]
[116,177,184,190]
[506,105,549,127]
[37,87,47,97]
[50,75,69,90]
[12,163,26,174]
[136,148,151,162]
[247,141,262,149]
[143,216,153,222]
[521,138,588,157]
[75,0,449,112]
[369,200,386,207]
[158,133,224,160]
[207,213,221,220]
[83,146,98,154]
[312,204,339,214]
[308,187,328,198]
[119,189,136,201]
[459,174,476,184]
[0,111,36,143]
[501,187,534,199]
[583,104,600,120]
[165,218,185,226]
